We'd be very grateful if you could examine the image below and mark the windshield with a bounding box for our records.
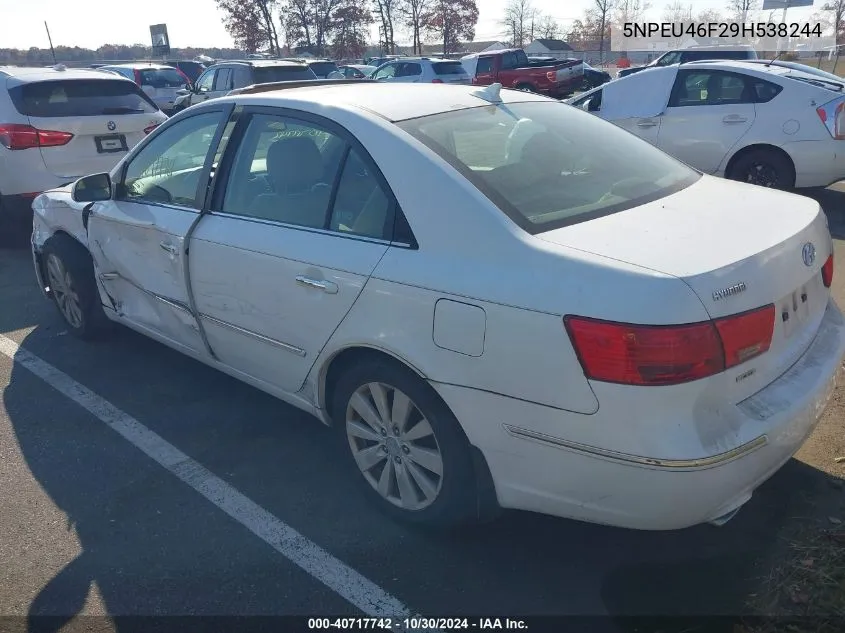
[9,79,159,117]
[139,68,185,88]
[397,101,699,233]
[253,66,318,83]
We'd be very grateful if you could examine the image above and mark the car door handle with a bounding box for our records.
[637,119,658,128]
[296,276,338,294]
[722,115,748,123]
[159,241,179,256]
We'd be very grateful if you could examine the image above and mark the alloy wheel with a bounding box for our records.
[345,382,444,511]
[46,253,84,329]
[743,162,779,188]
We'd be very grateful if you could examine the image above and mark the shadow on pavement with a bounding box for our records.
[799,186,845,240]
[3,320,840,627]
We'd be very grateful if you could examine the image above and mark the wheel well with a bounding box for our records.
[320,346,427,426]
[39,231,92,293]
[724,144,795,183]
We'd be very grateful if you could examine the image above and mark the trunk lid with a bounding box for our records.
[537,176,834,401]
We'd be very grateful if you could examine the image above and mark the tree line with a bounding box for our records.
[0,44,244,65]
[216,0,479,59]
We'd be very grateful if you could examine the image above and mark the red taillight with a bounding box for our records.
[143,123,160,135]
[822,254,834,288]
[817,107,827,123]
[564,305,775,386]
[431,78,444,83]
[713,305,775,368]
[0,124,73,150]
[546,71,556,82]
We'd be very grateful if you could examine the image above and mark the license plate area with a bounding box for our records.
[95,134,128,154]
[780,283,812,339]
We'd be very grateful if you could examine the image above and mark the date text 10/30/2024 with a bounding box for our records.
[307,618,528,630]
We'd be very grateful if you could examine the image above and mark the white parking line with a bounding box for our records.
[0,333,411,618]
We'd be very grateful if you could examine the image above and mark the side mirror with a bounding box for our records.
[72,173,112,203]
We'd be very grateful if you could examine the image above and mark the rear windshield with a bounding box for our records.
[9,79,159,117]
[433,61,467,75]
[398,101,699,234]
[139,68,185,88]
[309,62,339,76]
[253,66,317,83]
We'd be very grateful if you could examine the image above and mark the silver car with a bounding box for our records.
[371,58,471,84]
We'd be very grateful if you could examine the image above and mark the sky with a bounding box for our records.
[0,0,821,50]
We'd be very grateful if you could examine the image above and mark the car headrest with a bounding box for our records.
[266,136,324,193]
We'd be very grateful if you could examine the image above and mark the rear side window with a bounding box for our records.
[139,68,185,88]
[476,57,494,73]
[501,52,520,70]
[752,79,782,103]
[9,79,159,117]
[433,62,467,75]
[253,66,317,83]
[399,63,422,77]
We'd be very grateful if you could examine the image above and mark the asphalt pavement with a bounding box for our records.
[1,189,844,630]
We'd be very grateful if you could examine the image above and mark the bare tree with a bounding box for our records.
[399,0,434,54]
[725,0,758,22]
[500,0,537,48]
[426,0,479,55]
[697,8,723,22]
[662,1,692,23]
[217,0,281,54]
[536,14,560,39]
[613,0,649,25]
[373,0,398,54]
[823,0,845,45]
[594,0,615,63]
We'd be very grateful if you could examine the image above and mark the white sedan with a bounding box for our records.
[567,60,845,189]
[31,81,845,530]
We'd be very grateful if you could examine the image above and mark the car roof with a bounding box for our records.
[0,65,133,84]
[219,82,549,122]
[101,63,173,69]
[679,59,832,82]
[221,59,308,68]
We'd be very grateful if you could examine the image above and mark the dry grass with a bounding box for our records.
[742,520,845,633]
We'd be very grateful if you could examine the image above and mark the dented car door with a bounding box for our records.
[87,108,230,353]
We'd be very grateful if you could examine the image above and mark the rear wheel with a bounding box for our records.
[727,149,795,190]
[332,358,479,528]
[515,83,535,93]
[42,235,109,339]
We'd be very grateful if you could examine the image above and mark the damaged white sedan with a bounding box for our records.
[32,81,845,530]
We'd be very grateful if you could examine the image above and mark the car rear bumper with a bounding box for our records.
[766,140,845,188]
[432,298,845,530]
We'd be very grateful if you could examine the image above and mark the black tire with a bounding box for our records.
[41,235,110,340]
[332,358,479,528]
[515,83,535,93]
[727,149,795,190]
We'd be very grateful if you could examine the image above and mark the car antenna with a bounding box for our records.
[472,82,503,104]
[766,50,786,67]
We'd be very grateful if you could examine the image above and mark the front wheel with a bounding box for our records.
[727,149,795,190]
[42,235,109,339]
[332,359,479,528]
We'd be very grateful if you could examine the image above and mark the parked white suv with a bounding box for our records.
[0,65,167,239]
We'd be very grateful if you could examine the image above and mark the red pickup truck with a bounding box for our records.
[460,48,584,98]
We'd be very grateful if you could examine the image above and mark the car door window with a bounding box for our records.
[476,57,494,74]
[213,68,232,92]
[399,63,422,78]
[196,70,215,92]
[329,149,393,239]
[219,113,345,229]
[501,52,519,70]
[656,51,681,66]
[373,64,396,80]
[668,70,754,107]
[232,66,252,89]
[119,111,222,207]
